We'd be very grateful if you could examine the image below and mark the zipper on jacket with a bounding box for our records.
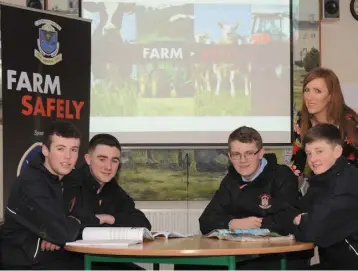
[345,239,358,256]
[6,206,16,215]
[33,238,40,259]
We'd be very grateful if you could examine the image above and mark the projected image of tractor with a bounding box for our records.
[250,12,289,44]
[247,12,291,116]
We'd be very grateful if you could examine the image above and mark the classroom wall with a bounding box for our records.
[320,0,358,113]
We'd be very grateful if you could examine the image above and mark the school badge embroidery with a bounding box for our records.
[259,193,272,209]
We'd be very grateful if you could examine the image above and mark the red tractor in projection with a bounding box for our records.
[247,12,291,77]
[250,12,291,44]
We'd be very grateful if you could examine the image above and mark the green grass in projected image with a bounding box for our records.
[90,80,252,116]
[90,82,139,116]
[137,98,195,116]
[195,91,251,116]
[137,92,251,116]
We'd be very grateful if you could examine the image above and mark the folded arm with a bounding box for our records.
[6,181,81,246]
[294,193,358,247]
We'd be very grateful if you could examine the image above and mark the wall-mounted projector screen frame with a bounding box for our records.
[83,0,294,147]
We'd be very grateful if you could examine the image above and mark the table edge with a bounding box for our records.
[65,242,315,257]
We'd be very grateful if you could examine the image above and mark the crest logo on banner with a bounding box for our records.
[34,19,63,65]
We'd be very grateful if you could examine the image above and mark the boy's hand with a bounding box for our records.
[293,214,302,225]
[96,214,115,225]
[293,213,307,225]
[229,217,263,229]
[40,240,60,251]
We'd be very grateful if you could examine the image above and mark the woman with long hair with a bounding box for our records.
[290,67,358,177]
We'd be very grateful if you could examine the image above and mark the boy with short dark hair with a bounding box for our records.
[63,133,151,229]
[62,133,150,270]
[1,120,83,269]
[291,123,358,269]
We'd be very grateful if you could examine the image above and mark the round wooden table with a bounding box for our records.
[65,236,315,270]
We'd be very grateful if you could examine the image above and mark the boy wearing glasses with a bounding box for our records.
[199,126,299,234]
[196,126,309,269]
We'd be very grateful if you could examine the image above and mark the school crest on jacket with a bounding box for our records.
[259,193,272,209]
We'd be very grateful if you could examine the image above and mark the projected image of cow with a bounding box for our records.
[193,4,252,116]
[83,2,139,116]
[135,4,194,43]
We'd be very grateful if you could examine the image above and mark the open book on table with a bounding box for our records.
[66,227,191,247]
[204,228,295,242]
[151,231,193,239]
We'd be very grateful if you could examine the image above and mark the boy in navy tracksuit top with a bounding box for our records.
[62,133,150,270]
[289,123,358,269]
[1,121,83,270]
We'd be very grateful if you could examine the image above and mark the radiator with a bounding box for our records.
[142,209,203,235]
[139,209,318,270]
[136,209,203,270]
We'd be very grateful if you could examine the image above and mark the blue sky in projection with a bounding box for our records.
[194,4,252,43]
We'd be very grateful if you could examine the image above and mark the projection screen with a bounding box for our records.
[83,0,293,145]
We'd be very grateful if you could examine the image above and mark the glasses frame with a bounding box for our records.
[229,148,261,161]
